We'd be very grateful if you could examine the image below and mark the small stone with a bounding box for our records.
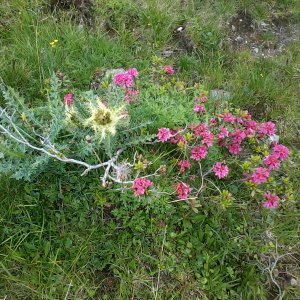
[210,89,231,100]
[85,135,92,143]
[162,49,174,58]
[235,36,243,42]
[290,278,298,286]
[104,68,125,80]
[253,47,259,54]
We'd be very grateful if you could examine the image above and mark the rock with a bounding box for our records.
[161,48,175,58]
[258,21,269,32]
[210,89,231,100]
[235,35,243,42]
[253,47,259,54]
[104,68,125,80]
[290,278,298,286]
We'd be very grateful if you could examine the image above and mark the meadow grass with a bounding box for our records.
[0,0,299,299]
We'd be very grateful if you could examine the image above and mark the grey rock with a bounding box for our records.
[210,89,231,100]
[290,278,298,286]
[162,48,175,58]
[235,35,243,42]
[104,68,125,80]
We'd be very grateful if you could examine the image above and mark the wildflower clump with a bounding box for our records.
[151,84,292,209]
[0,67,294,211]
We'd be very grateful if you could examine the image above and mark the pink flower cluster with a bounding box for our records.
[249,144,289,185]
[259,122,276,136]
[132,178,153,197]
[193,104,205,115]
[175,182,191,199]
[222,113,235,124]
[251,167,270,184]
[170,129,186,145]
[152,85,290,208]
[213,162,229,179]
[157,128,172,142]
[195,94,207,103]
[114,68,138,88]
[273,144,289,160]
[263,192,279,208]
[191,145,208,161]
[163,65,174,75]
[64,93,74,106]
[178,160,190,173]
[263,154,280,170]
[190,122,214,147]
[125,89,139,103]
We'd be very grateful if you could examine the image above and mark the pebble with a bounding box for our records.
[210,89,231,100]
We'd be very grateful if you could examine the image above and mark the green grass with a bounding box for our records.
[0,0,300,299]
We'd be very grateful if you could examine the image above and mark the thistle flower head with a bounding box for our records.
[84,99,126,141]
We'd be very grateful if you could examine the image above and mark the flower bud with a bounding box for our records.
[64,93,74,106]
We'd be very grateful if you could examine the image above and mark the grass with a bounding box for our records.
[0,0,300,299]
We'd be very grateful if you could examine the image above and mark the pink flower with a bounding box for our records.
[114,72,133,88]
[230,129,246,144]
[259,122,276,136]
[218,127,229,139]
[272,144,289,160]
[193,104,205,114]
[213,162,229,179]
[191,146,208,161]
[169,129,187,145]
[163,65,174,75]
[132,178,153,197]
[222,113,235,124]
[251,167,270,184]
[263,192,279,208]
[245,120,258,131]
[175,182,191,199]
[114,68,138,88]
[178,160,191,173]
[194,96,207,103]
[64,93,74,106]
[210,118,217,126]
[127,68,139,78]
[125,89,139,103]
[190,122,208,137]
[228,143,241,155]
[263,154,280,170]
[201,131,214,147]
[157,128,172,142]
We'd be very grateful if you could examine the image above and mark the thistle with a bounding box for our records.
[84,99,126,141]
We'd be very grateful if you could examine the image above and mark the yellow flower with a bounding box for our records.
[49,39,59,48]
